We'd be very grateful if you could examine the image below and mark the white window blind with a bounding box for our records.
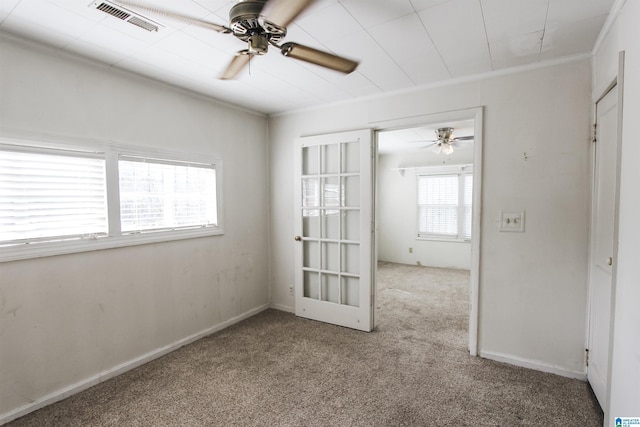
[301,178,344,217]
[418,175,458,237]
[463,174,473,240]
[119,157,217,232]
[302,178,320,217]
[417,172,473,240]
[0,148,107,244]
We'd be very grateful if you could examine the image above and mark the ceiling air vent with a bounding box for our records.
[92,1,162,32]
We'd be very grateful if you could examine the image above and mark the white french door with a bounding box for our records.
[587,83,619,410]
[293,129,375,332]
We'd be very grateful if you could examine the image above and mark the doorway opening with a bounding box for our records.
[373,109,482,355]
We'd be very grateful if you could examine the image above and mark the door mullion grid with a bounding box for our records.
[302,141,360,306]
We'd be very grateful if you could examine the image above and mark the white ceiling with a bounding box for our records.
[0,0,614,115]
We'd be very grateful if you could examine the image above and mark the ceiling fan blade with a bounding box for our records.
[419,142,438,149]
[452,136,474,141]
[260,0,315,28]
[114,0,232,33]
[220,53,252,80]
[280,43,358,74]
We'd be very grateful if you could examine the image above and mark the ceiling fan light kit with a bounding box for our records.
[111,0,359,80]
[435,143,454,155]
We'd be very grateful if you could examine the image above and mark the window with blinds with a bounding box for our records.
[0,141,222,260]
[417,172,473,240]
[0,148,107,244]
[119,157,217,232]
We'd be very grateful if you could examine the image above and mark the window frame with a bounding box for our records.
[416,164,473,243]
[0,136,224,263]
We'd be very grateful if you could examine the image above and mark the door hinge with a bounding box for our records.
[592,123,597,143]
[585,348,589,367]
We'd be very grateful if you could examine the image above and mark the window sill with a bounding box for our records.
[416,236,471,244]
[0,227,224,263]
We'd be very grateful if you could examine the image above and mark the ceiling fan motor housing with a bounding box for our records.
[436,127,454,142]
[229,0,285,49]
[248,34,269,55]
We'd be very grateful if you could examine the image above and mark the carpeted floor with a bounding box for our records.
[8,262,603,426]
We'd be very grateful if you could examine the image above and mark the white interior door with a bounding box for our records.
[294,129,374,332]
[588,84,619,409]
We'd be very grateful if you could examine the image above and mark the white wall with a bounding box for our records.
[377,150,472,270]
[269,58,592,378]
[592,1,640,423]
[0,34,270,421]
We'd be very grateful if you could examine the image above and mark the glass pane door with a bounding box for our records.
[294,130,373,332]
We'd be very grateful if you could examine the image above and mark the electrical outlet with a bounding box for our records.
[289,285,294,295]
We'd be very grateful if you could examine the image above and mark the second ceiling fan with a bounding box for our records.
[114,0,359,80]
[415,127,474,155]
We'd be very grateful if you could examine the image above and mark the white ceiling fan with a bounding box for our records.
[101,0,360,80]
[414,127,474,155]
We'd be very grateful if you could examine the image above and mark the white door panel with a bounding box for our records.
[588,84,618,410]
[294,129,374,332]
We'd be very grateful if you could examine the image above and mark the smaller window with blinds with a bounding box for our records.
[417,171,473,241]
[119,157,217,233]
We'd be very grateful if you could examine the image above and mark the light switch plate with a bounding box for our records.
[500,211,525,232]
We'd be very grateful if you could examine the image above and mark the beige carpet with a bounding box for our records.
[9,262,603,426]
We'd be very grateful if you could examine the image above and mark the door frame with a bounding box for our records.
[585,51,624,413]
[370,107,484,355]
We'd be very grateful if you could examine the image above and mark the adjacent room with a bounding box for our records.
[377,120,475,271]
[1,1,639,426]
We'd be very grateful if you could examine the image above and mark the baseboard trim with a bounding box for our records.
[270,303,294,313]
[0,304,269,426]
[479,350,587,381]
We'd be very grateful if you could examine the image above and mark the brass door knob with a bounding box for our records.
[294,236,302,241]
[607,257,613,266]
